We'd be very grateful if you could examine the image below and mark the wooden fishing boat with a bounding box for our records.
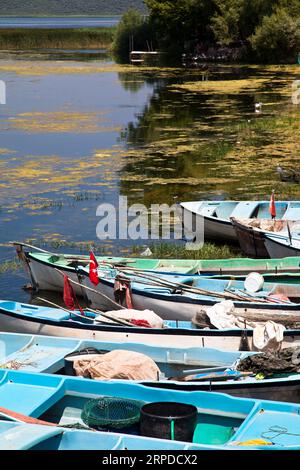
[81,268,300,320]
[1,331,300,403]
[264,233,300,259]
[178,200,300,242]
[231,218,300,258]
[1,300,300,351]
[0,369,300,449]
[14,243,300,297]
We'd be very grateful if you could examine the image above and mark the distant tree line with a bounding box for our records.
[0,0,147,16]
[113,0,300,63]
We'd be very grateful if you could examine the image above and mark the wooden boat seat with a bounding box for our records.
[0,373,64,417]
[230,202,259,219]
[0,303,70,322]
[22,305,70,321]
[37,309,70,321]
[214,202,237,219]
[282,208,300,220]
[230,409,300,447]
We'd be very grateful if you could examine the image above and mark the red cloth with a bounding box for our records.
[268,293,290,303]
[130,319,151,328]
[63,275,85,315]
[269,191,276,219]
[89,251,99,286]
[63,275,75,310]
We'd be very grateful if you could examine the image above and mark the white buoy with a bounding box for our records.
[244,272,264,293]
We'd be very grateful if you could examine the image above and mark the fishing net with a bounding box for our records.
[237,346,300,376]
[81,397,144,429]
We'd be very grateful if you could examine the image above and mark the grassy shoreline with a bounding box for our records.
[0,27,116,50]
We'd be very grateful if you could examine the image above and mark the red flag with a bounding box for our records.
[269,191,276,219]
[63,275,75,310]
[89,251,99,286]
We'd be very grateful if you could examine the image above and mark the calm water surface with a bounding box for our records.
[0,17,120,28]
[0,51,299,301]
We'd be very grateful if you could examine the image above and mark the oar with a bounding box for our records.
[10,241,58,256]
[181,365,229,375]
[0,407,95,432]
[179,370,254,383]
[116,268,267,303]
[0,406,56,426]
[85,307,135,327]
[37,297,134,328]
[10,241,141,264]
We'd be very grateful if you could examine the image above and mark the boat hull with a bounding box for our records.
[265,237,300,259]
[145,378,300,403]
[1,306,299,351]
[178,204,237,242]
[26,255,86,295]
[231,218,269,258]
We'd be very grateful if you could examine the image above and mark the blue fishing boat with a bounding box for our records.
[0,332,299,403]
[178,200,300,242]
[81,269,300,321]
[0,370,299,449]
[1,300,300,351]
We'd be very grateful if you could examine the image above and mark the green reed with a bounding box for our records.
[0,27,116,50]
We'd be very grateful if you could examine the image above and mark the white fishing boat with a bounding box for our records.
[1,300,299,351]
[178,200,300,242]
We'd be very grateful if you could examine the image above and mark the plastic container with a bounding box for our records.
[64,348,109,376]
[140,402,197,442]
[244,272,264,293]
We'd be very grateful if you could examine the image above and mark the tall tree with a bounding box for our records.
[145,0,216,55]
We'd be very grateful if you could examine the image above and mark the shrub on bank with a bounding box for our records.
[250,9,300,63]
[112,9,155,63]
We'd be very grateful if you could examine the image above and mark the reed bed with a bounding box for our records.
[0,27,115,50]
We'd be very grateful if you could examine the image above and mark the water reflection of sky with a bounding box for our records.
[0,17,121,29]
[0,55,158,300]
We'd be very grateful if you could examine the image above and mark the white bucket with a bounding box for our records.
[244,272,264,293]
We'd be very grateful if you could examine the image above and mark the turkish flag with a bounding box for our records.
[269,191,276,219]
[63,275,75,310]
[89,251,99,285]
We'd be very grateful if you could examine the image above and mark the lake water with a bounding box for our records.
[0,17,120,29]
[0,50,299,302]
